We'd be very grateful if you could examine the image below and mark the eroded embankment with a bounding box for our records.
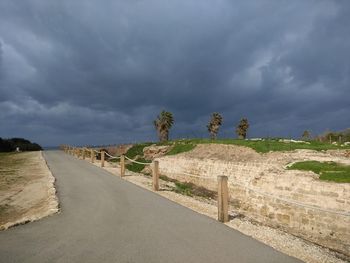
[0,151,59,230]
[157,144,350,257]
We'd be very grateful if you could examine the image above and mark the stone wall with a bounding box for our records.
[157,156,350,257]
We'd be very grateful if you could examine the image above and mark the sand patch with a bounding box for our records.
[0,151,59,230]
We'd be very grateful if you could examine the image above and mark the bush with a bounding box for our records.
[0,137,42,152]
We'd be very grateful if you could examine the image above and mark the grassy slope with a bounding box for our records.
[122,139,350,180]
[173,138,350,153]
[288,161,350,183]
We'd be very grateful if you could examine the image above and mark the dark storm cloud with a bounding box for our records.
[0,0,349,146]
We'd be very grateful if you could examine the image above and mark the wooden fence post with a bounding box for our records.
[217,175,229,223]
[153,160,159,191]
[120,155,125,177]
[82,148,86,160]
[90,149,94,163]
[101,150,105,167]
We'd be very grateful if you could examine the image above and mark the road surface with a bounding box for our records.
[0,151,302,263]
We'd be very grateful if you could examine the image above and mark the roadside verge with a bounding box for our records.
[0,151,59,230]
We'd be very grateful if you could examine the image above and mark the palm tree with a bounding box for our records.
[236,118,249,139]
[207,113,223,140]
[154,110,174,142]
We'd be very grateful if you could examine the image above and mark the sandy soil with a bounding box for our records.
[0,152,59,230]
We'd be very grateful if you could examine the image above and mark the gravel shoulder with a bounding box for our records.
[0,151,59,230]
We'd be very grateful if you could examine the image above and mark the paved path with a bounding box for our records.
[0,151,302,263]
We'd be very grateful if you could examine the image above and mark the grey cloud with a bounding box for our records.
[0,0,349,146]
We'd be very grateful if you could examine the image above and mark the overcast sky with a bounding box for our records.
[0,0,349,146]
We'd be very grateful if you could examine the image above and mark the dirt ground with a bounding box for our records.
[0,152,59,230]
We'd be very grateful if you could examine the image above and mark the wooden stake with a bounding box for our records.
[101,150,105,167]
[120,155,125,177]
[217,175,229,223]
[91,149,94,163]
[153,160,159,191]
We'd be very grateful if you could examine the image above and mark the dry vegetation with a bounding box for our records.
[0,152,58,230]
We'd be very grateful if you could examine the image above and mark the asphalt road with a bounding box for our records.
[0,151,303,263]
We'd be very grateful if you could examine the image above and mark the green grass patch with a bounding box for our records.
[124,143,153,173]
[174,181,193,196]
[166,143,196,155]
[160,175,216,199]
[287,161,350,183]
[125,143,153,159]
[125,158,149,173]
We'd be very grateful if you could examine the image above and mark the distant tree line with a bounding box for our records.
[299,129,350,143]
[0,138,42,152]
[153,110,250,142]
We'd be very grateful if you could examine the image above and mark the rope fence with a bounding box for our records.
[105,152,121,160]
[124,155,152,165]
[61,145,350,222]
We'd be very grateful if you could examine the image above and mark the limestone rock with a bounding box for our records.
[141,165,152,175]
[143,144,172,160]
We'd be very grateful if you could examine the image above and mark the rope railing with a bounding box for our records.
[124,155,152,165]
[108,156,121,160]
[105,152,121,160]
[104,152,114,158]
